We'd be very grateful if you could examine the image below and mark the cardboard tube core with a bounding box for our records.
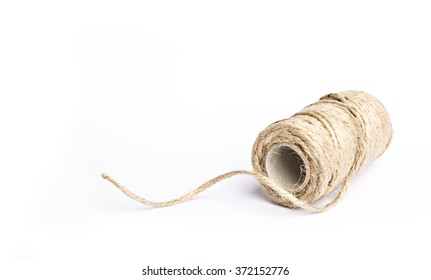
[265,146,305,191]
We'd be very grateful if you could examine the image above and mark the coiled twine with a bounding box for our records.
[102,90,392,212]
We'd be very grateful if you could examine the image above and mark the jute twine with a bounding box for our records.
[102,90,392,212]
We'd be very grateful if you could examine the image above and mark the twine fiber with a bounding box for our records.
[102,90,392,212]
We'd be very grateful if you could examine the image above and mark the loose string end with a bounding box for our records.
[100,170,253,208]
[101,172,163,207]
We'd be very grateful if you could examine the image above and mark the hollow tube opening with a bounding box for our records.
[265,146,305,192]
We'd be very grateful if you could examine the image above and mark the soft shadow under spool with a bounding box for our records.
[101,90,393,212]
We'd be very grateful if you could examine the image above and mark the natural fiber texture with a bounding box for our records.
[102,90,392,212]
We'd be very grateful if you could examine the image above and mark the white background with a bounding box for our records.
[1,1,430,279]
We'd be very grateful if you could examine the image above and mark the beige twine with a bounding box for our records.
[101,90,393,212]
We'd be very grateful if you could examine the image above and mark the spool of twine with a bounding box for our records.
[102,90,393,212]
